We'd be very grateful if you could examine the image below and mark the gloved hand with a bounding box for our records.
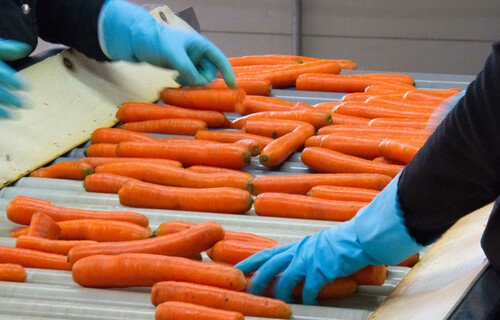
[0,38,31,118]
[235,172,424,305]
[98,0,235,87]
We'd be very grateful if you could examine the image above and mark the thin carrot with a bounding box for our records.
[301,147,404,177]
[228,55,303,67]
[317,134,386,159]
[236,95,295,115]
[84,173,139,194]
[403,88,461,101]
[207,78,272,96]
[77,157,183,169]
[242,119,311,138]
[294,56,357,70]
[85,143,118,157]
[67,221,224,266]
[118,180,253,214]
[26,212,61,239]
[6,196,149,227]
[116,141,251,170]
[29,161,93,180]
[348,73,415,85]
[349,265,386,286]
[0,264,26,282]
[90,127,156,144]
[368,118,429,130]
[260,124,315,167]
[160,88,246,113]
[120,118,207,135]
[308,185,379,202]
[254,192,367,221]
[194,130,273,148]
[16,236,98,255]
[207,240,278,265]
[333,101,434,119]
[155,301,245,320]
[231,109,332,130]
[72,253,247,290]
[152,282,292,319]
[0,246,70,270]
[317,124,427,136]
[247,173,392,195]
[117,102,228,128]
[395,253,420,267]
[233,139,261,156]
[57,219,151,242]
[378,138,425,164]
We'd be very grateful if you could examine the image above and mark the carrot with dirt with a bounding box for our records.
[77,157,183,169]
[116,141,251,170]
[254,193,368,221]
[207,240,278,265]
[85,143,118,157]
[349,265,386,286]
[72,253,247,290]
[117,102,227,128]
[242,119,311,138]
[194,130,273,148]
[0,264,27,282]
[231,109,332,129]
[160,88,246,113]
[16,236,98,255]
[120,118,207,135]
[57,219,152,242]
[260,124,315,167]
[155,301,245,320]
[247,173,392,195]
[118,180,253,214]
[301,147,404,177]
[6,196,149,227]
[308,185,379,202]
[236,95,295,115]
[368,117,430,130]
[26,212,61,239]
[67,221,224,266]
[378,138,425,164]
[29,161,93,180]
[207,78,272,96]
[152,281,292,319]
[84,173,139,194]
[333,101,434,120]
[0,246,70,270]
[90,127,156,144]
[228,54,303,66]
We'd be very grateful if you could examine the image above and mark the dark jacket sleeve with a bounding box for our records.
[35,0,108,61]
[398,42,500,268]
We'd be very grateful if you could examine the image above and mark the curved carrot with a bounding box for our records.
[242,119,310,138]
[236,95,295,115]
[26,212,61,239]
[6,196,149,227]
[118,180,253,214]
[403,88,461,101]
[120,118,207,135]
[368,117,429,130]
[194,130,273,148]
[378,138,425,164]
[207,78,272,96]
[116,141,251,170]
[84,173,139,194]
[0,264,26,282]
[160,88,246,113]
[301,147,404,178]
[67,221,224,266]
[155,301,245,320]
[229,54,302,66]
[308,185,379,202]
[260,124,315,167]
[254,192,367,221]
[333,101,434,119]
[85,143,118,157]
[57,219,151,242]
[152,282,292,319]
[349,265,386,286]
[395,253,420,267]
[90,127,156,144]
[16,236,98,255]
[207,240,278,265]
[247,173,391,195]
[231,109,332,130]
[77,157,183,169]
[117,102,227,128]
[317,124,427,136]
[0,246,70,270]
[29,161,93,180]
[72,253,247,290]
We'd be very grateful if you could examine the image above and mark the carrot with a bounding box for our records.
[85,143,118,157]
[378,138,425,164]
[292,101,315,110]
[160,88,246,113]
[366,95,440,109]
[29,161,93,180]
[236,95,295,115]
[231,109,332,130]
[116,141,251,170]
[67,221,224,266]
[294,56,357,70]
[233,139,261,156]
[301,147,404,178]
[260,124,315,167]
[207,240,278,265]
[341,92,405,102]
[242,119,311,138]
[364,85,415,94]
[308,185,379,202]
[317,124,427,136]
[152,282,291,319]
[194,130,273,148]
[317,134,386,159]
[333,101,434,119]
[16,236,97,255]
[120,118,206,135]
[77,157,183,169]
[247,173,392,195]
[254,192,367,221]
[229,64,289,74]
[403,88,461,102]
[395,253,420,267]
[0,264,26,282]
[117,102,227,128]
[26,212,61,239]
[348,73,415,85]
[372,156,406,166]
[118,180,253,214]
[207,78,272,96]
[0,246,70,270]
[228,55,303,67]
[10,228,29,238]
[155,301,245,320]
[72,253,247,290]
[90,127,156,144]
[186,165,254,180]
[6,196,149,227]
[57,219,151,242]
[312,101,341,112]
[368,117,429,130]
[349,265,386,286]
[95,162,252,190]
[304,135,325,147]
[84,173,139,194]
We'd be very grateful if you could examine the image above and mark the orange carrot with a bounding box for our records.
[116,141,251,170]
[0,246,70,270]
[308,185,379,202]
[333,101,434,119]
[403,88,461,102]
[349,265,386,286]
[207,240,278,265]
[301,147,404,177]
[160,88,246,113]
[372,156,406,166]
[395,253,420,267]
[294,56,357,70]
[118,180,253,214]
[186,165,254,181]
[366,95,440,109]
[77,157,183,169]
[90,127,156,144]
[364,85,415,94]
[57,219,151,242]
[72,253,247,290]
[231,109,332,130]
[260,124,315,167]
[155,301,245,320]
[348,73,415,85]
[84,173,139,194]
[247,173,392,195]
[229,55,303,67]
[341,92,405,102]
[120,118,207,135]
[242,119,311,138]
[16,236,98,255]
[312,101,341,112]
[236,95,295,115]
[317,134,386,159]
[378,138,425,164]
[368,117,429,130]
[6,196,149,227]
[117,102,227,128]
[292,101,315,110]
[229,64,289,74]
[26,212,61,239]
[10,228,28,238]
[29,161,93,180]
[207,78,272,96]
[304,135,325,147]
[67,221,224,266]
[85,143,118,157]
[254,192,367,221]
[317,124,427,136]
[194,130,273,148]
[233,139,261,156]
[152,281,292,319]
[0,264,26,282]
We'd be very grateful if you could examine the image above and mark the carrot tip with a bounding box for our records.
[82,168,94,177]
[244,150,252,165]
[259,155,269,164]
[246,179,255,194]
[326,114,333,125]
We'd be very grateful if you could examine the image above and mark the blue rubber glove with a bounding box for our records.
[98,0,235,87]
[235,172,424,305]
[0,39,31,118]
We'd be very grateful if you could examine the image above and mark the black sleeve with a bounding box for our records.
[398,42,500,246]
[35,0,108,61]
